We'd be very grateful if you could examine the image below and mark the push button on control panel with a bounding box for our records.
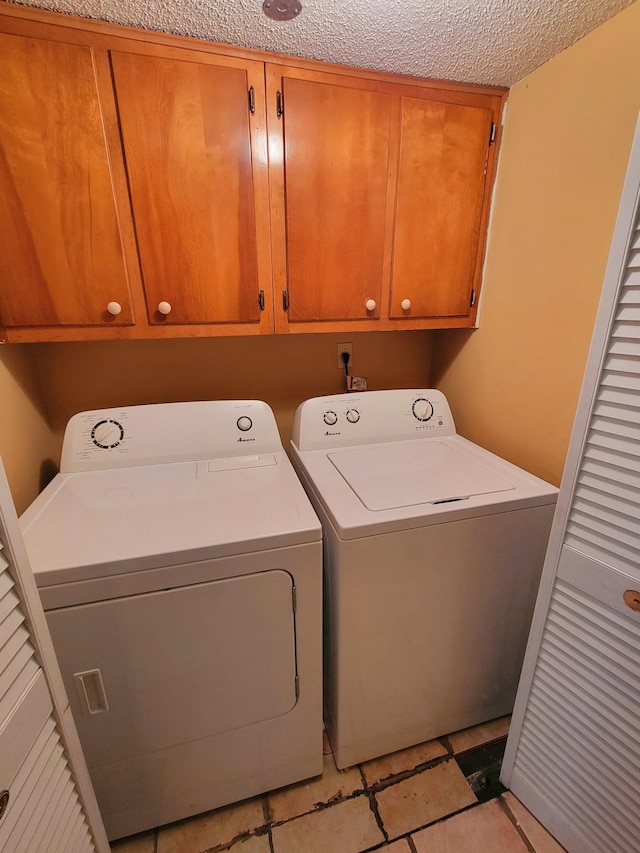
[237,416,253,432]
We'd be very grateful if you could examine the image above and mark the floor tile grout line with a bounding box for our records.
[497,793,537,853]
[359,799,483,852]
[146,728,511,852]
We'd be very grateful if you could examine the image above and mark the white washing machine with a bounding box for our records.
[290,389,558,770]
[20,400,322,840]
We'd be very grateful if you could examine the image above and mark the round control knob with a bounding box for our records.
[91,419,124,449]
[237,416,253,432]
[346,408,360,424]
[365,299,377,312]
[107,301,122,316]
[412,398,434,422]
[158,301,172,315]
[401,298,411,311]
[323,410,338,426]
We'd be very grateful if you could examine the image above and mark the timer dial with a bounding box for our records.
[412,398,434,422]
[346,408,360,424]
[323,410,338,426]
[91,419,124,449]
[237,416,253,432]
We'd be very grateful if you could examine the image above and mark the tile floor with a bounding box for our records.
[110,716,566,853]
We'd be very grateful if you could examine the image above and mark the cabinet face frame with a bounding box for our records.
[0,3,506,342]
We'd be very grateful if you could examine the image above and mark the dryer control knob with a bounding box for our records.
[412,398,434,422]
[91,419,124,449]
[323,410,338,426]
[346,408,360,423]
[237,416,253,432]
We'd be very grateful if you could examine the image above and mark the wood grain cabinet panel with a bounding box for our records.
[0,32,135,328]
[390,97,494,320]
[268,69,394,329]
[111,51,272,329]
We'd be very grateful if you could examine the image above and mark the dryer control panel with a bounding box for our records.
[292,390,456,451]
[61,400,284,472]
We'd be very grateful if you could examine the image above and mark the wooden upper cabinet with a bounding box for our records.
[268,64,504,333]
[0,32,135,328]
[111,50,272,330]
[267,67,395,331]
[389,97,494,320]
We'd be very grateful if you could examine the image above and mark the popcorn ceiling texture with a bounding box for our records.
[9,0,635,86]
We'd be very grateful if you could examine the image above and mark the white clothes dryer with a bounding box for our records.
[21,400,322,840]
[290,389,558,770]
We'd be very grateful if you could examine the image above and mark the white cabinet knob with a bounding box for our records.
[106,301,122,316]
[365,299,377,312]
[157,301,172,315]
[401,298,411,311]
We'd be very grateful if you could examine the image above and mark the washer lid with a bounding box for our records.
[328,441,515,510]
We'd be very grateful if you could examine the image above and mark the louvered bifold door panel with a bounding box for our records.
[0,538,95,853]
[505,121,640,853]
[565,217,640,576]
[512,570,640,853]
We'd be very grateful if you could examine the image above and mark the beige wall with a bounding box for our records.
[32,329,433,456]
[0,347,58,513]
[432,0,640,485]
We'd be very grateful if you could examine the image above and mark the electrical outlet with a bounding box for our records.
[337,342,352,369]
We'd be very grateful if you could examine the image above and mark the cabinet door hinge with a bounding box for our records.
[282,289,289,311]
[470,289,476,308]
[248,86,255,115]
[489,122,496,146]
[258,289,265,310]
[276,90,284,119]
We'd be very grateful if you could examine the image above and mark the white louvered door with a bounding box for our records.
[501,113,640,853]
[0,463,108,852]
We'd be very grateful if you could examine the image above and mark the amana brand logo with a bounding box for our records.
[325,430,341,436]
[237,436,255,442]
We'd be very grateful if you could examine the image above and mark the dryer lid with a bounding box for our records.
[328,441,515,511]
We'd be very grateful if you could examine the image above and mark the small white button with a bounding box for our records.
[365,299,376,312]
[401,298,411,311]
[158,301,172,315]
[107,301,122,316]
[237,416,253,431]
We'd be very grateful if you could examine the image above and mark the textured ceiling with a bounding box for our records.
[10,0,636,86]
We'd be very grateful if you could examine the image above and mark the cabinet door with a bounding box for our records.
[0,33,135,328]
[111,51,272,330]
[268,67,395,330]
[390,98,494,319]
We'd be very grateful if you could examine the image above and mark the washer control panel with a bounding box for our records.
[292,389,456,451]
[61,400,283,473]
